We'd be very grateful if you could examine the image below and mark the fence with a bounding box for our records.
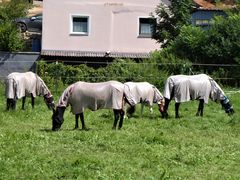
[1,60,240,95]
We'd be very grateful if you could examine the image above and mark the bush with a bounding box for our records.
[151,50,192,75]
[0,21,25,51]
[36,58,170,92]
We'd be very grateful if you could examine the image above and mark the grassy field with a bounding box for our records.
[0,86,240,179]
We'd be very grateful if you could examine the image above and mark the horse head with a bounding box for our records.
[52,106,65,131]
[6,98,17,110]
[153,87,165,115]
[158,99,165,114]
[221,96,234,115]
[44,93,55,110]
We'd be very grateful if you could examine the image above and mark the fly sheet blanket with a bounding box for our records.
[57,81,125,114]
[124,82,164,106]
[164,74,225,103]
[5,72,50,99]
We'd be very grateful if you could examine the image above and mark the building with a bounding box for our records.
[191,0,234,28]
[41,0,170,61]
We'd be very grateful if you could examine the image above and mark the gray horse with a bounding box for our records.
[52,81,133,131]
[162,74,234,118]
[5,72,55,110]
[123,82,165,117]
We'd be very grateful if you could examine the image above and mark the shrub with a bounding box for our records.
[36,58,170,91]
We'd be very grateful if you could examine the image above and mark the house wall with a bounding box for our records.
[42,0,169,56]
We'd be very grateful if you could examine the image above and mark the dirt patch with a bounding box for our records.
[28,1,42,16]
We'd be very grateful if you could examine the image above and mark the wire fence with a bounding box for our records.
[1,60,240,94]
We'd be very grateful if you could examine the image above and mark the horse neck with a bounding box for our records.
[154,87,164,102]
[39,79,52,97]
[57,84,74,107]
[57,106,65,117]
[210,80,225,101]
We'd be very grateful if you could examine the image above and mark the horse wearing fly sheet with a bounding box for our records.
[123,82,165,117]
[52,81,132,131]
[162,74,234,118]
[5,72,55,110]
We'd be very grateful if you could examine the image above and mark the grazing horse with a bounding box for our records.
[123,82,165,117]
[5,72,55,110]
[52,81,131,131]
[162,74,234,118]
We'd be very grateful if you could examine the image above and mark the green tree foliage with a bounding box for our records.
[162,11,240,85]
[0,21,25,51]
[170,25,206,63]
[0,0,30,51]
[202,13,240,64]
[169,12,240,65]
[153,0,193,47]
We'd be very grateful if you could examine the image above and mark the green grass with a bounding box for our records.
[0,87,240,179]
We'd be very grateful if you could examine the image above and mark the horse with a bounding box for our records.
[162,74,234,118]
[123,82,165,117]
[52,81,132,131]
[5,72,55,110]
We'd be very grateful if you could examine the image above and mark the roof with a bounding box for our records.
[193,0,236,10]
[41,50,150,58]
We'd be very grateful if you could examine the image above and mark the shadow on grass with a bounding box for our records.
[227,114,239,126]
[39,127,93,132]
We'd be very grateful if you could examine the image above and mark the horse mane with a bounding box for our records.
[209,79,225,101]
[153,86,164,103]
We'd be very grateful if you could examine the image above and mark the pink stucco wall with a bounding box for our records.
[42,0,169,55]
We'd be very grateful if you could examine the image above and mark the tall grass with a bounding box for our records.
[0,85,240,179]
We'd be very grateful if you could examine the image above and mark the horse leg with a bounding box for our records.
[162,98,170,118]
[141,103,144,117]
[118,110,125,130]
[80,113,88,130]
[112,109,119,130]
[75,114,79,129]
[31,94,35,109]
[123,102,127,119]
[22,96,26,110]
[12,99,16,110]
[196,99,204,116]
[149,107,153,114]
[175,103,180,118]
[6,99,11,110]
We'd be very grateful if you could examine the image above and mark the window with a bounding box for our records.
[138,18,156,38]
[70,15,89,35]
[195,19,213,26]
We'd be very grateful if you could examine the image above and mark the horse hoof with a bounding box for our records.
[82,127,90,131]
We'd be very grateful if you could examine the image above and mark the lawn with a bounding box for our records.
[0,85,240,179]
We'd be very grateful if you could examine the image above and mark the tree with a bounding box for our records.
[0,0,30,51]
[153,0,193,48]
[170,25,206,62]
[202,13,240,64]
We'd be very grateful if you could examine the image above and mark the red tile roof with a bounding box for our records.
[193,0,236,10]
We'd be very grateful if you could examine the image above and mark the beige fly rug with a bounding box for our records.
[5,72,50,99]
[124,82,164,106]
[164,74,225,103]
[57,81,124,114]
